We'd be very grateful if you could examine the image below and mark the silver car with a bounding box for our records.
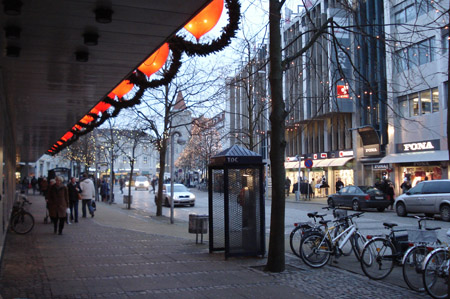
[395,180,450,221]
[155,183,195,207]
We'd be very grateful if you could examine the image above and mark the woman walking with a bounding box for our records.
[47,176,69,235]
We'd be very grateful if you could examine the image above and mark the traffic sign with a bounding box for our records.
[304,159,313,169]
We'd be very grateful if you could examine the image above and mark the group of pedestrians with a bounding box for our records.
[44,173,95,235]
[21,175,50,196]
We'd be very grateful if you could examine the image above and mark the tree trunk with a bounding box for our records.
[127,161,135,209]
[156,139,168,216]
[265,0,287,273]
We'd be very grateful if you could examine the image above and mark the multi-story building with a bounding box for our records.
[381,0,449,190]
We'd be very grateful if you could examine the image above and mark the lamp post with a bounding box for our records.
[170,131,186,224]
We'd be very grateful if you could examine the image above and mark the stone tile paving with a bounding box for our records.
[0,195,432,298]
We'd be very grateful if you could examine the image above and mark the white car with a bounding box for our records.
[134,176,150,190]
[155,183,195,207]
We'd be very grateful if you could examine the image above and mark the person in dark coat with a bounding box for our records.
[47,176,69,235]
[335,178,344,192]
[386,181,395,210]
[67,177,81,223]
[100,180,109,202]
[285,177,291,196]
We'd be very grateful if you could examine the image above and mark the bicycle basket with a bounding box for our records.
[408,229,438,243]
[334,209,347,219]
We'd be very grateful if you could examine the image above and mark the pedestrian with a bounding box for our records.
[285,177,291,196]
[336,177,344,192]
[31,176,38,195]
[47,176,69,235]
[67,177,81,223]
[21,176,28,194]
[400,177,411,194]
[100,180,109,202]
[37,176,43,194]
[40,177,49,197]
[387,181,395,210]
[119,178,124,194]
[151,177,157,194]
[310,178,315,198]
[292,181,299,201]
[80,173,95,218]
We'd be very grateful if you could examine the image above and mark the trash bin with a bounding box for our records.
[189,214,208,244]
[123,195,132,204]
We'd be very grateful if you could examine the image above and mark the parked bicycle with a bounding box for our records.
[360,222,410,280]
[299,211,365,268]
[402,216,440,292]
[290,207,353,258]
[10,195,35,234]
[422,229,450,299]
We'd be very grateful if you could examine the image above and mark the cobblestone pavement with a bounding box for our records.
[0,195,430,298]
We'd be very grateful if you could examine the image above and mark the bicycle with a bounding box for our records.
[359,222,410,280]
[10,195,35,234]
[299,212,365,268]
[290,207,353,258]
[422,229,450,299]
[402,216,441,292]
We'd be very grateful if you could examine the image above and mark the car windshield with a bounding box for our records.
[166,185,188,192]
[136,176,147,182]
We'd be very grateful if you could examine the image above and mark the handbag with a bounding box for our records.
[77,193,82,200]
[91,200,96,211]
[66,207,71,214]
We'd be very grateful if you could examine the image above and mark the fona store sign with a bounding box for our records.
[396,139,440,153]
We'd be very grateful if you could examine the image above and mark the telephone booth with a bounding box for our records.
[208,145,265,258]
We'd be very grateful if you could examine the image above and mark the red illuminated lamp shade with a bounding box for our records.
[80,115,94,124]
[138,43,170,77]
[61,131,74,142]
[90,101,111,115]
[184,0,224,41]
[73,124,82,131]
[108,80,134,99]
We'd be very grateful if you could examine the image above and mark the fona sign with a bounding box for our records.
[397,139,440,153]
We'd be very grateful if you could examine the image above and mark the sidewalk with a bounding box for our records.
[0,195,427,298]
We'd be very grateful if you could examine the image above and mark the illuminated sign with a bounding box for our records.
[337,84,349,98]
[396,139,440,153]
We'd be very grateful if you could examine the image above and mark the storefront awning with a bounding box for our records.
[379,150,449,164]
[314,157,353,167]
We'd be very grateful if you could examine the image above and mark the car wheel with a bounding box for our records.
[440,205,450,222]
[377,207,385,212]
[396,202,407,217]
[352,200,361,211]
[327,198,335,208]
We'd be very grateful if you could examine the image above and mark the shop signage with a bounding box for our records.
[338,150,354,157]
[396,139,440,153]
[320,153,328,158]
[373,164,389,170]
[363,144,380,156]
[413,162,439,166]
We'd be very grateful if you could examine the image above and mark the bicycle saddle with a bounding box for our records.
[307,212,318,217]
[383,222,398,228]
[319,220,332,225]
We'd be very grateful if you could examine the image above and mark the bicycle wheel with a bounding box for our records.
[300,232,331,268]
[334,225,352,256]
[402,245,428,292]
[289,226,303,257]
[360,238,396,280]
[423,248,449,299]
[351,232,366,261]
[11,211,34,234]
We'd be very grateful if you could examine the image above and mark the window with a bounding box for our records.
[143,156,148,164]
[405,5,416,22]
[421,90,431,114]
[397,87,439,117]
[399,96,408,117]
[395,10,405,24]
[409,93,419,116]
[395,38,435,72]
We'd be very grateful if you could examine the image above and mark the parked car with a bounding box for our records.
[395,179,450,221]
[327,185,390,212]
[155,183,195,207]
[134,176,150,191]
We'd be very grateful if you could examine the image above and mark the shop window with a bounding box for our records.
[405,5,416,22]
[421,90,431,114]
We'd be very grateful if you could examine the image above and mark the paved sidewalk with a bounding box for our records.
[0,195,428,298]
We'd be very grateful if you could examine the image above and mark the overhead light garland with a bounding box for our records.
[49,0,240,155]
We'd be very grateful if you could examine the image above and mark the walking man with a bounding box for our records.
[80,173,95,218]
[67,177,81,223]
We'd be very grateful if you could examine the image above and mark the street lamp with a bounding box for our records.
[170,131,186,224]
